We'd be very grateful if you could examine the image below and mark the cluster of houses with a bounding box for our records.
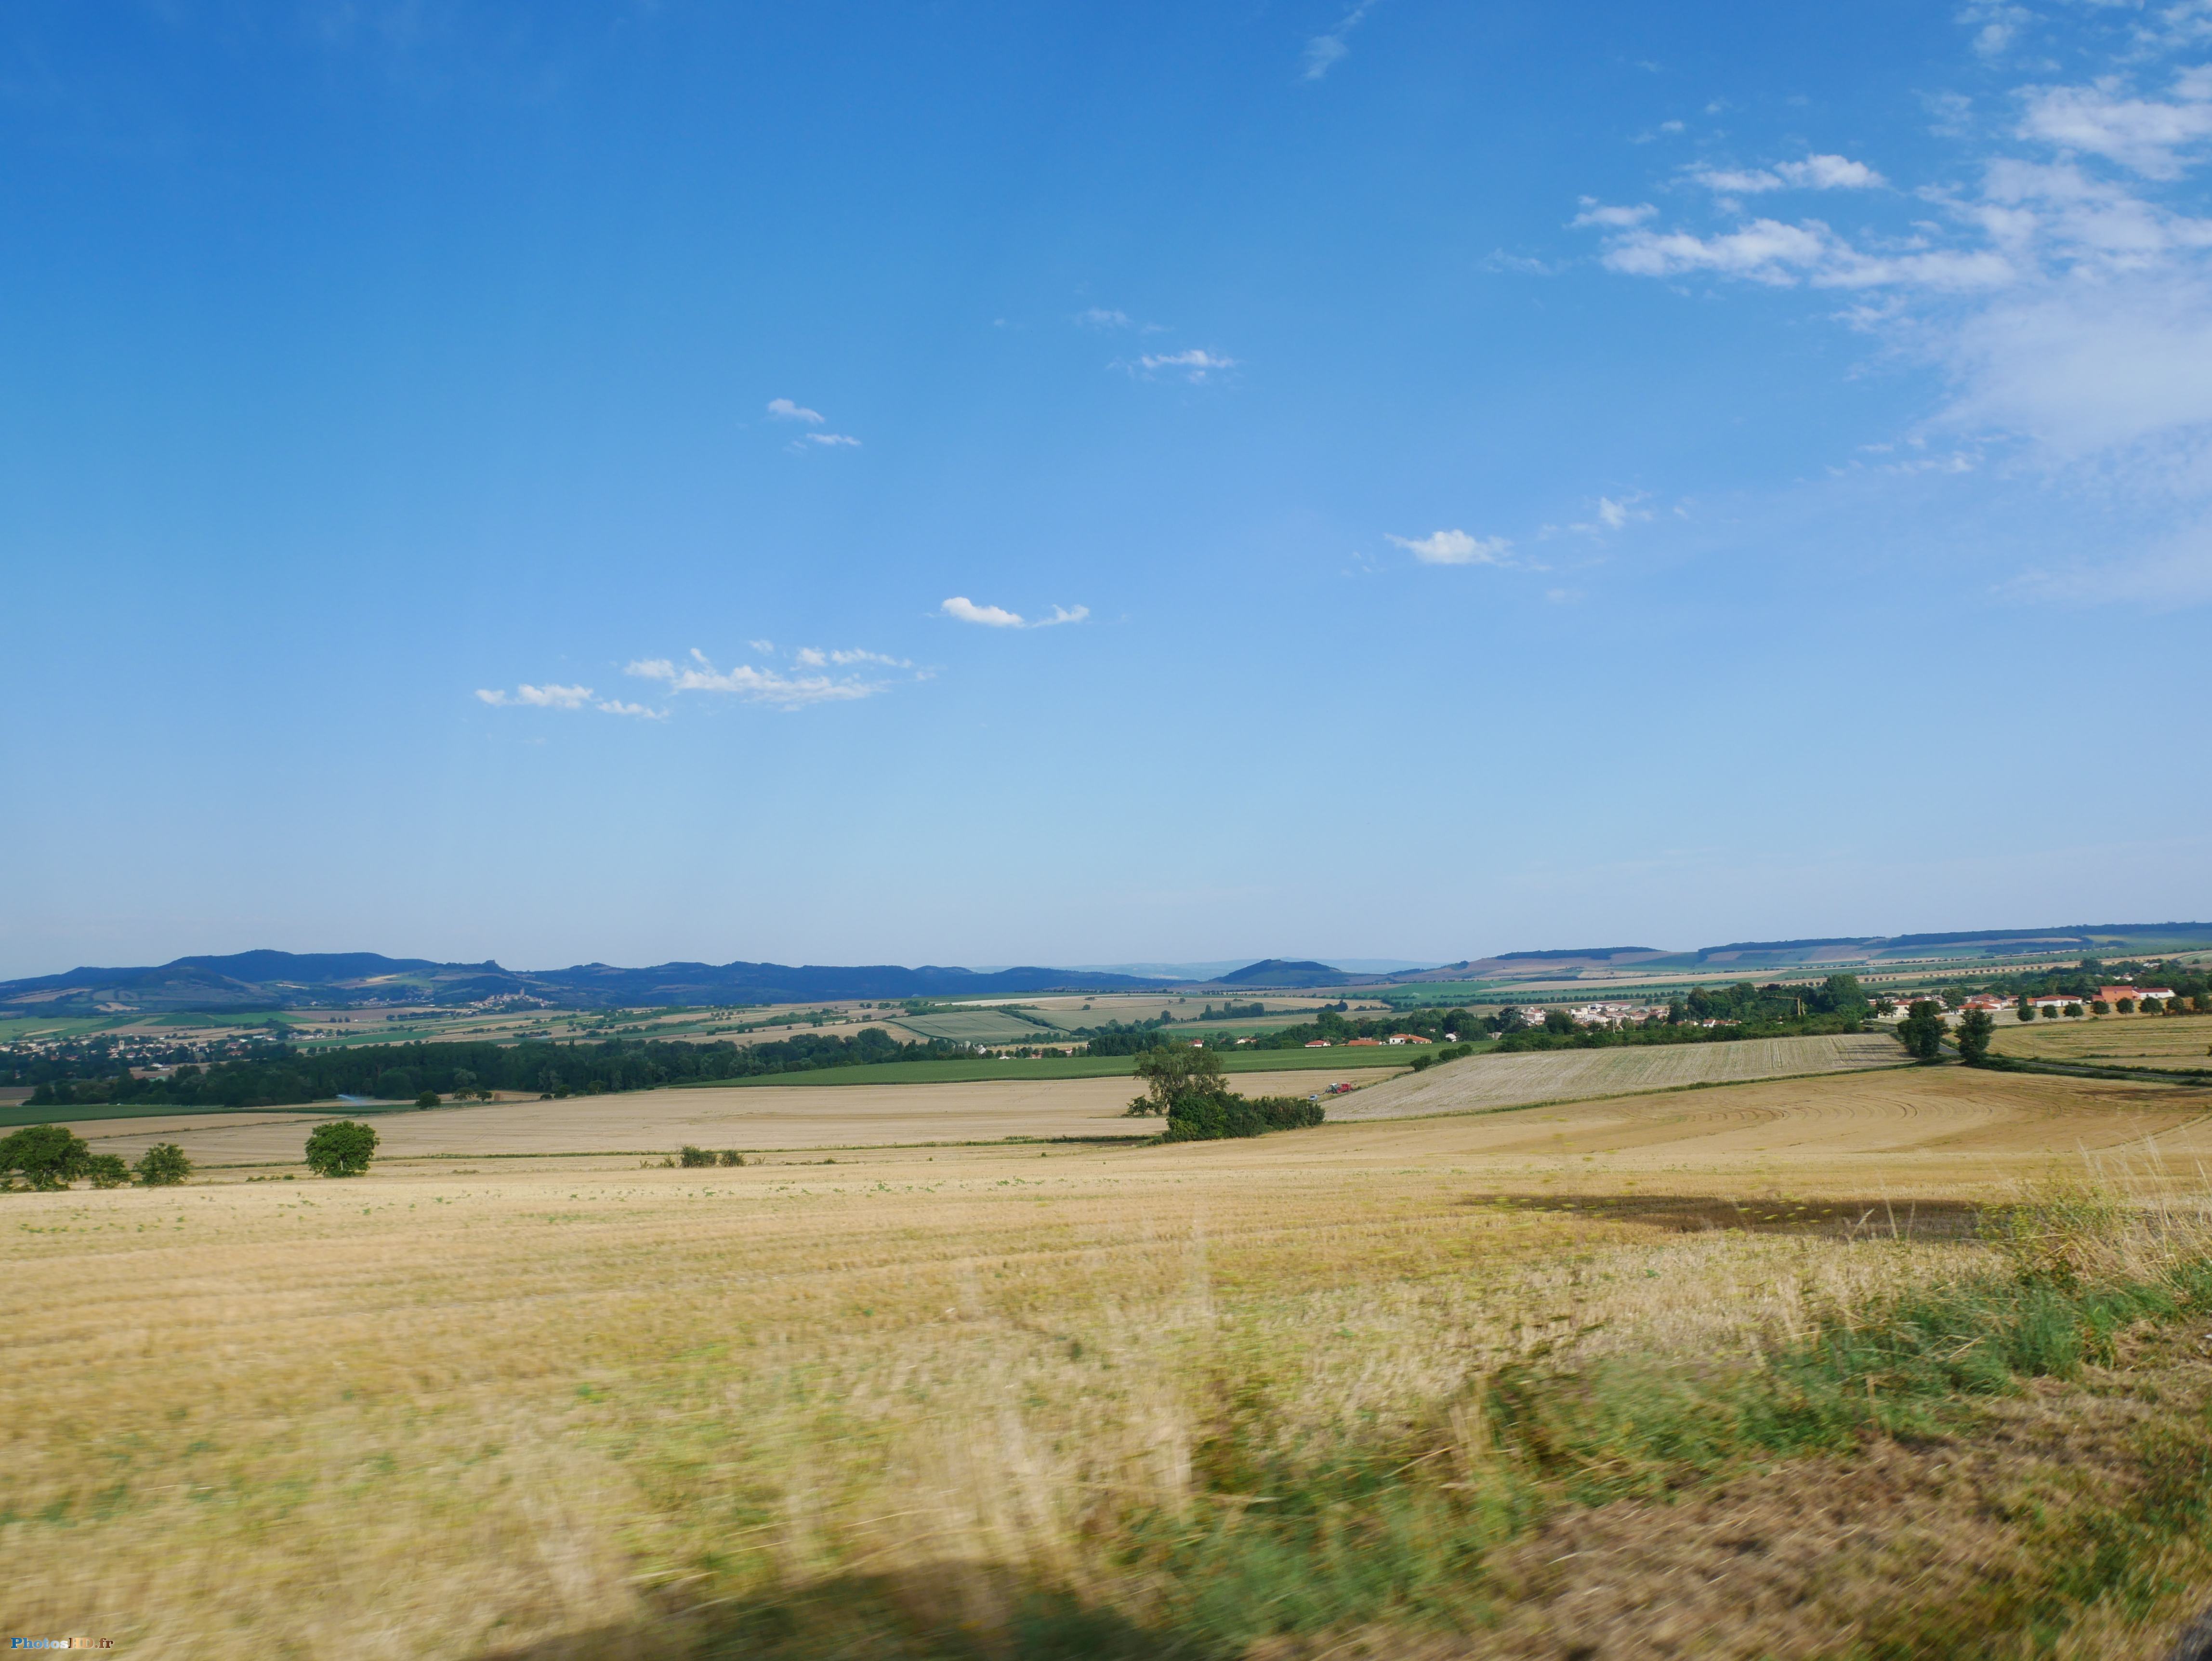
[1955,987,2179,1018]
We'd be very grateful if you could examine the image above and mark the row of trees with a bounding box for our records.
[23,1028,978,1110]
[0,1126,191,1190]
[1,1120,381,1188]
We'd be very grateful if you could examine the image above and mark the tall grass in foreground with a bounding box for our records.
[605,1179,2212,1659]
[12,1153,2212,1658]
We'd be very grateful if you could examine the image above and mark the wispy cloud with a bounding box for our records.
[1133,348,1237,382]
[940,596,1089,628]
[1687,154,1887,196]
[475,683,593,709]
[1571,200,1657,229]
[1077,307,1132,328]
[1387,529,1515,566]
[626,647,888,709]
[1573,15,2212,602]
[1302,1,1374,81]
[768,397,859,449]
[479,642,919,719]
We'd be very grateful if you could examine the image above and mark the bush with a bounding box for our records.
[134,1143,192,1186]
[1164,1093,1324,1141]
[678,1145,716,1167]
[85,1153,130,1189]
[304,1120,379,1177]
[415,1091,439,1108]
[718,1149,747,1167]
[0,1124,91,1190]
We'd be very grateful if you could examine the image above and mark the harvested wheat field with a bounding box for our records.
[1332,1029,1906,1121]
[1993,1009,2212,1071]
[11,1062,2212,1659]
[66,1070,1353,1168]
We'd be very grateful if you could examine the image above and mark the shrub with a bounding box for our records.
[718,1149,747,1167]
[0,1124,91,1190]
[85,1153,130,1189]
[134,1143,192,1186]
[678,1145,716,1168]
[1164,1093,1324,1141]
[304,1120,379,1177]
[415,1091,440,1108]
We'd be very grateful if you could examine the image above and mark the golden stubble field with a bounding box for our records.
[1992,1009,2212,1070]
[9,1063,2212,1658]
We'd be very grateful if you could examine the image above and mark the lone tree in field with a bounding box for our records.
[1955,1008,1996,1067]
[0,1124,91,1190]
[134,1143,192,1186]
[1127,1045,1234,1117]
[305,1120,379,1178]
[1898,1000,1948,1063]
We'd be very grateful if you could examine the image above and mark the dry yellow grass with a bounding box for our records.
[1335,1029,1906,1121]
[9,1065,2212,1657]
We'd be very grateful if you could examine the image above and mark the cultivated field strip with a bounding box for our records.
[1991,1010,2212,1072]
[1332,1030,1907,1121]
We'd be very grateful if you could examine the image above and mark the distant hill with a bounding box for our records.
[0,950,1169,1015]
[1426,923,2212,982]
[1210,959,1361,989]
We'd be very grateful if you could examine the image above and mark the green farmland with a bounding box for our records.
[682,1041,1457,1090]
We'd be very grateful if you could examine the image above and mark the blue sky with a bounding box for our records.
[4,0,2209,979]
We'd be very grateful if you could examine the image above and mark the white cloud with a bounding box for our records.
[805,432,861,447]
[1302,1,1372,81]
[1134,348,1237,382]
[939,596,1089,628]
[1571,199,1657,228]
[476,683,593,710]
[1077,307,1132,328]
[1387,528,1515,566]
[766,398,825,423]
[625,648,884,709]
[1689,155,1886,195]
[595,700,666,719]
[2018,70,2212,179]
[795,646,914,668]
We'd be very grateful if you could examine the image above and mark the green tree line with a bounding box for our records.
[25,1028,972,1110]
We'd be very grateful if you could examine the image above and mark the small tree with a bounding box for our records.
[2092,999,2111,1015]
[85,1153,130,1188]
[134,1143,192,1186]
[2065,1002,2085,1018]
[1956,1008,1996,1066]
[2015,1000,2035,1022]
[2117,998,2136,1014]
[1898,1001,1947,1062]
[305,1120,379,1177]
[0,1124,91,1190]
